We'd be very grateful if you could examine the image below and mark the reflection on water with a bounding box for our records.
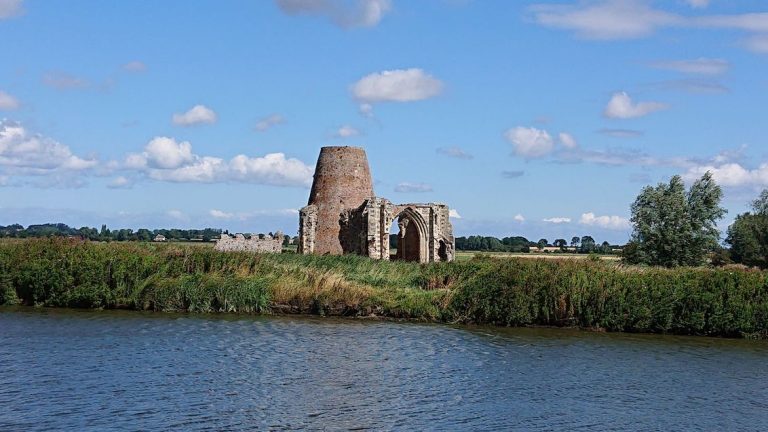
[1,308,767,431]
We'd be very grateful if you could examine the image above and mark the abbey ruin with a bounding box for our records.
[215,232,284,253]
[299,146,455,263]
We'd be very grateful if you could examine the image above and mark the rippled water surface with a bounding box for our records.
[1,308,767,431]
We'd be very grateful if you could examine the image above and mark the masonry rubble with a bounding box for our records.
[214,232,283,253]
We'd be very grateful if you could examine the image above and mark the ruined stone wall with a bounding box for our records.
[298,146,455,263]
[305,146,374,255]
[214,232,283,253]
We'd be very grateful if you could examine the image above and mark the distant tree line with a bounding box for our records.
[0,223,224,242]
[453,235,619,254]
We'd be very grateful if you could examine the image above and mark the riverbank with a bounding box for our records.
[1,238,766,338]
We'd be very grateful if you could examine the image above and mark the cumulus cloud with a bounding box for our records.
[0,90,19,110]
[255,114,284,132]
[683,162,768,188]
[123,137,314,187]
[0,120,97,177]
[436,146,473,160]
[604,92,667,119]
[333,125,361,138]
[0,0,23,19]
[514,213,526,222]
[209,209,234,219]
[43,72,89,90]
[107,176,132,189]
[579,212,631,230]
[449,209,462,219]
[172,105,217,126]
[505,126,554,158]
[394,182,433,193]
[649,58,729,75]
[543,217,571,224]
[275,0,391,28]
[122,61,147,73]
[558,132,578,149]
[351,68,443,103]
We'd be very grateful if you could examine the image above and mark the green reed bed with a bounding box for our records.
[1,238,766,338]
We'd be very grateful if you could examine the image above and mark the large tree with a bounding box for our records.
[627,172,725,267]
[726,188,768,268]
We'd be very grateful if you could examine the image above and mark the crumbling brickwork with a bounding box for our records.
[299,146,455,263]
[215,232,283,253]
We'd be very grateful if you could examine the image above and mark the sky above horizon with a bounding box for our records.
[2,0,768,244]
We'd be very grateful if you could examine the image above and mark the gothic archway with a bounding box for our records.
[389,207,429,263]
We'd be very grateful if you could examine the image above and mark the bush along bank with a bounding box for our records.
[1,238,767,339]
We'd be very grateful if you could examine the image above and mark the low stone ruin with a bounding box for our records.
[214,232,284,253]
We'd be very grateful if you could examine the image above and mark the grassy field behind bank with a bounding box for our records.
[1,238,767,338]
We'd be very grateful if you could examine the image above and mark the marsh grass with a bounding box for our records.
[1,238,766,338]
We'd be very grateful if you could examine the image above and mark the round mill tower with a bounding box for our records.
[304,146,374,255]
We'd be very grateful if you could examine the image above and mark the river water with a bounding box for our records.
[1,308,766,431]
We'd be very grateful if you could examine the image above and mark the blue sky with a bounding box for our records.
[1,0,768,244]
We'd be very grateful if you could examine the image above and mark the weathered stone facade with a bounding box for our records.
[214,232,283,253]
[299,146,454,263]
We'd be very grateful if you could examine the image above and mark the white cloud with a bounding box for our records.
[543,217,571,224]
[275,0,391,29]
[505,126,554,158]
[394,182,433,193]
[333,125,361,138]
[558,132,578,149]
[744,34,768,54]
[255,114,284,132]
[449,209,462,219]
[122,61,147,72]
[531,1,768,54]
[166,209,188,221]
[604,92,667,119]
[210,209,234,219]
[143,137,194,169]
[685,0,709,8]
[514,213,525,222]
[172,105,217,126]
[530,1,680,40]
[579,212,631,230]
[0,120,97,176]
[436,146,473,160]
[0,90,19,110]
[649,58,729,75]
[683,162,768,188]
[0,0,23,19]
[358,103,374,118]
[351,68,443,103]
[123,137,314,187]
[107,176,132,189]
[43,72,89,90]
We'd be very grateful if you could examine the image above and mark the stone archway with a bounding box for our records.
[390,207,429,263]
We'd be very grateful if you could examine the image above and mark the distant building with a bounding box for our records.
[153,234,167,242]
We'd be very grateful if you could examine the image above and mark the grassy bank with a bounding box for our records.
[1,238,767,338]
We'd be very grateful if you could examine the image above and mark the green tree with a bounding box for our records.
[726,189,768,268]
[629,172,725,267]
[570,236,580,248]
[580,236,595,253]
[537,238,548,250]
[553,239,567,250]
